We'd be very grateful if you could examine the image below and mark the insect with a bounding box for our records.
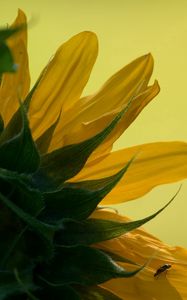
[154,264,171,278]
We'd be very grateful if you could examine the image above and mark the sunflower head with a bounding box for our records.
[0,9,187,300]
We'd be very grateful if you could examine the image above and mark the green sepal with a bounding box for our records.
[0,115,4,135]
[37,245,143,286]
[100,249,138,265]
[0,192,59,259]
[55,191,178,246]
[77,285,122,300]
[37,104,133,189]
[35,112,61,155]
[0,267,36,300]
[0,42,17,74]
[40,159,133,222]
[0,102,40,173]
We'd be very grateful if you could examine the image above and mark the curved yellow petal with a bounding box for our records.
[48,53,156,152]
[92,210,187,300]
[72,141,187,204]
[0,9,30,125]
[88,79,160,162]
[29,31,98,140]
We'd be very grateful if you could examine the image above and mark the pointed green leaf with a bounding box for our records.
[40,159,133,221]
[100,249,138,265]
[0,115,4,135]
[0,42,17,74]
[0,103,40,173]
[36,112,61,155]
[0,192,59,258]
[77,285,122,300]
[37,101,134,189]
[38,245,143,286]
[56,189,179,245]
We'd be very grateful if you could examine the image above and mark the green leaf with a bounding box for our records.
[40,159,133,221]
[0,103,40,173]
[0,268,35,300]
[77,285,122,300]
[35,112,61,155]
[55,188,179,245]
[0,115,4,135]
[37,245,143,286]
[0,42,17,74]
[37,102,134,189]
[0,192,59,259]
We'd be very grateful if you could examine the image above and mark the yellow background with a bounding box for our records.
[0,0,187,247]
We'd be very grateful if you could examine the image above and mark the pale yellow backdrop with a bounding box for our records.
[0,0,187,247]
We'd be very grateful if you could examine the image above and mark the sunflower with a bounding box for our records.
[0,9,187,300]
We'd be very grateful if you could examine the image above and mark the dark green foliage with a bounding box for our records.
[0,98,144,299]
[0,100,177,298]
[0,104,40,173]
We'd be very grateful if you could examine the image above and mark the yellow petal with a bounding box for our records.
[88,79,160,162]
[29,31,98,140]
[92,210,187,300]
[71,141,187,204]
[0,9,30,125]
[48,54,155,152]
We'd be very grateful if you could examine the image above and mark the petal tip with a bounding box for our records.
[78,31,98,44]
[145,53,154,63]
[72,31,99,55]
[16,9,27,24]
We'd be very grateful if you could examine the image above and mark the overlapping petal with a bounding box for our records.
[0,9,30,125]
[92,210,187,300]
[48,54,159,152]
[29,31,98,140]
[72,141,187,204]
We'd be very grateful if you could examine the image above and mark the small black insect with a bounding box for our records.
[154,264,171,278]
